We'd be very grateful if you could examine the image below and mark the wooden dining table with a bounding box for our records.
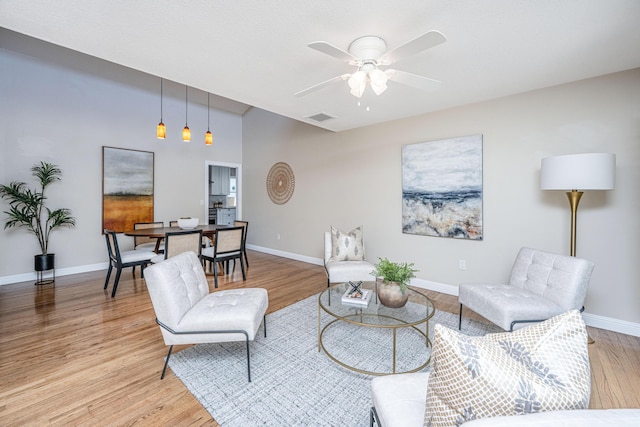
[124,224,232,276]
[124,224,231,255]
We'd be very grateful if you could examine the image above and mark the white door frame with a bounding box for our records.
[203,160,242,221]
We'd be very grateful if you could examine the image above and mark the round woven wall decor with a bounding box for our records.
[266,162,295,205]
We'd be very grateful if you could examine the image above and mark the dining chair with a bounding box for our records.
[171,220,212,248]
[104,229,156,298]
[151,229,203,264]
[169,220,178,227]
[234,220,249,270]
[134,221,165,253]
[201,226,246,288]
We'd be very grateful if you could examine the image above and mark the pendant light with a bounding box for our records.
[205,93,213,146]
[156,78,166,139]
[182,85,191,142]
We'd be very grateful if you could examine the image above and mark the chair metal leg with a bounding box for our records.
[161,345,174,379]
[244,249,249,269]
[104,264,113,289]
[458,304,463,330]
[263,315,267,338]
[370,407,380,427]
[245,337,252,382]
[111,267,123,298]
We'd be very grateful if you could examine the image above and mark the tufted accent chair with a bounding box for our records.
[458,247,594,331]
[324,231,375,287]
[144,251,268,381]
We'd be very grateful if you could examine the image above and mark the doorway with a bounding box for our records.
[204,160,242,224]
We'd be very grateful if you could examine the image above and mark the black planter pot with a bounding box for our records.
[34,253,55,285]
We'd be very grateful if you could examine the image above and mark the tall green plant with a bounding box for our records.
[371,257,418,292]
[0,162,76,255]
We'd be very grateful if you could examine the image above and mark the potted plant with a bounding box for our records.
[371,257,418,308]
[0,162,76,283]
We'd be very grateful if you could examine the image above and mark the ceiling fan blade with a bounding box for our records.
[385,69,441,92]
[381,31,446,65]
[308,41,356,63]
[294,74,351,97]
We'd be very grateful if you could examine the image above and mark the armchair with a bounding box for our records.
[143,251,268,381]
[324,229,375,287]
[458,247,594,331]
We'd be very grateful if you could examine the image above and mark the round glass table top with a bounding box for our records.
[318,281,435,327]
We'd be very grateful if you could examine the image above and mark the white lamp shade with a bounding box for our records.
[540,153,616,190]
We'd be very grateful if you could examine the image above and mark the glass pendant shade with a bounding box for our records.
[157,78,165,139]
[205,93,213,145]
[182,85,190,142]
[156,122,166,139]
[348,70,367,98]
[369,68,388,95]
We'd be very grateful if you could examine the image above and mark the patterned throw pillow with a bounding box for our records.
[329,226,365,261]
[424,310,590,427]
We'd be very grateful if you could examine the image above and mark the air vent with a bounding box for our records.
[305,112,335,122]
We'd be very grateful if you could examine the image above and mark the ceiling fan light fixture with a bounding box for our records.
[348,70,367,98]
[369,68,388,95]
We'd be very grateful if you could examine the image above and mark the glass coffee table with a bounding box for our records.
[318,281,434,375]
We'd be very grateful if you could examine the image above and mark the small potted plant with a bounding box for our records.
[371,257,418,308]
[0,162,76,284]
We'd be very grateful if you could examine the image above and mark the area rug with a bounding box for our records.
[168,293,499,426]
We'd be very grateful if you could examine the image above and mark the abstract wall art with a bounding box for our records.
[402,135,483,240]
[102,146,154,233]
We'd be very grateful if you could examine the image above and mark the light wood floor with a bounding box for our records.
[1,250,638,426]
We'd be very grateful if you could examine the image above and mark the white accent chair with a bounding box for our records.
[370,372,640,427]
[324,231,375,287]
[458,247,594,331]
[143,251,268,381]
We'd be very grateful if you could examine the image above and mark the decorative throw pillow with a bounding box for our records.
[329,226,365,261]
[424,310,590,427]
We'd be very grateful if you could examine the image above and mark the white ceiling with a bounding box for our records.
[1,0,639,132]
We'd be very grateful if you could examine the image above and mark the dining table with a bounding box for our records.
[123,224,232,273]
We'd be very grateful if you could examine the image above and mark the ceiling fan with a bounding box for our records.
[295,30,446,98]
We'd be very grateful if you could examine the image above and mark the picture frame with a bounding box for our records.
[401,135,483,240]
[102,146,154,233]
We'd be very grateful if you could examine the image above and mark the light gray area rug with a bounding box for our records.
[168,293,499,426]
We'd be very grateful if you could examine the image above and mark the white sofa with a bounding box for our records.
[370,372,640,427]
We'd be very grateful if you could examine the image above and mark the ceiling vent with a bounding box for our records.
[305,112,336,122]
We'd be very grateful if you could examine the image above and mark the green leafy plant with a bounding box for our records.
[371,257,418,292]
[0,162,76,255]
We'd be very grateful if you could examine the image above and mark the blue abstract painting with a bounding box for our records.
[402,135,483,240]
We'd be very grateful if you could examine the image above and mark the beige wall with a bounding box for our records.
[2,28,638,331]
[0,30,243,279]
[242,68,640,325]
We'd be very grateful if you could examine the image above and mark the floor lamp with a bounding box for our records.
[540,152,616,343]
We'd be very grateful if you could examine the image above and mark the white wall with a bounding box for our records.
[0,30,242,279]
[242,68,640,326]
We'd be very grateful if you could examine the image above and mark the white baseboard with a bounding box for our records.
[0,262,109,286]
[248,245,640,337]
[3,246,639,338]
